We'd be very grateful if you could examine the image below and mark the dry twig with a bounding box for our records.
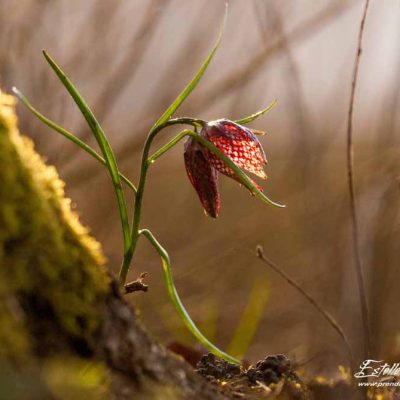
[346,0,371,359]
[254,245,354,370]
[125,272,148,294]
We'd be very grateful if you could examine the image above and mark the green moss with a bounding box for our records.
[0,91,110,359]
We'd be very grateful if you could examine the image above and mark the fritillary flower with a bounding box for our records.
[184,119,268,218]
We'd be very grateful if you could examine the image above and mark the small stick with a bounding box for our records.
[125,272,148,294]
[255,246,354,370]
[346,0,371,359]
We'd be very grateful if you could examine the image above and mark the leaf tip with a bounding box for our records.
[42,50,53,64]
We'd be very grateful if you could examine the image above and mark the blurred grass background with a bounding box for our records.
[1,0,399,377]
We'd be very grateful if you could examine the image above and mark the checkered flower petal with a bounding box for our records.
[201,119,268,180]
[184,137,220,218]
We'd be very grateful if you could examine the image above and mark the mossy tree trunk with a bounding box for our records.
[0,91,227,400]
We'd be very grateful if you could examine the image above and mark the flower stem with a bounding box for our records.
[139,228,241,365]
[118,118,203,286]
[119,248,134,287]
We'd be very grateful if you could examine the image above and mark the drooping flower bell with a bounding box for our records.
[184,119,268,218]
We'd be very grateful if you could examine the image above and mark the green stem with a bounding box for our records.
[139,228,241,365]
[12,87,137,193]
[118,118,202,286]
[123,125,164,284]
[119,248,134,288]
[168,117,205,129]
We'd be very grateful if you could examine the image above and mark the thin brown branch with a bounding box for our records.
[125,272,149,294]
[254,246,354,370]
[346,0,371,360]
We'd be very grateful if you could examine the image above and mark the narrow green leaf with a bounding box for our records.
[139,228,241,365]
[235,99,277,125]
[153,5,227,130]
[148,129,193,163]
[12,87,137,193]
[42,50,131,251]
[189,132,285,208]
